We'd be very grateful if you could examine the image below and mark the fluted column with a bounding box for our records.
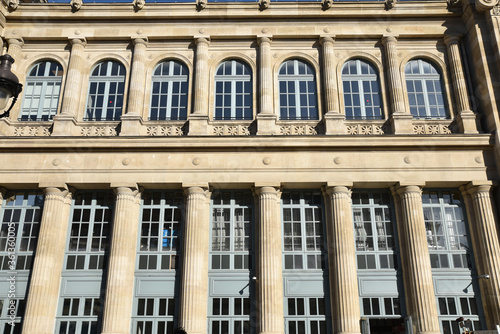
[22,187,72,334]
[52,38,86,136]
[101,186,141,334]
[324,186,360,334]
[395,185,440,334]
[382,36,413,134]
[179,186,210,334]
[254,186,284,334]
[320,36,345,135]
[121,38,148,136]
[443,32,478,134]
[6,38,23,74]
[189,38,210,135]
[464,184,500,328]
[256,37,277,135]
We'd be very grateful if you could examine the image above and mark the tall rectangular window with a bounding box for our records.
[210,191,253,270]
[209,297,251,334]
[282,191,324,270]
[133,297,175,334]
[56,297,102,334]
[137,191,184,271]
[422,190,485,333]
[0,298,25,333]
[285,297,327,334]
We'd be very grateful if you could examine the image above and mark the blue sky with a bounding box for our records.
[45,0,392,3]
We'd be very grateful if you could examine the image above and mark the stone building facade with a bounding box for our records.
[0,0,499,333]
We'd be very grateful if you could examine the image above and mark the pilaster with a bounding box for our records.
[463,183,500,328]
[394,185,440,334]
[189,38,210,136]
[443,32,479,134]
[257,37,277,135]
[324,186,360,334]
[22,187,72,334]
[320,36,345,135]
[120,38,148,136]
[6,38,23,75]
[101,186,141,334]
[179,186,211,334]
[382,36,413,134]
[52,38,86,136]
[254,186,284,334]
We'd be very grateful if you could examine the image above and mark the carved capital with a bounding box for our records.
[320,36,335,46]
[475,0,499,12]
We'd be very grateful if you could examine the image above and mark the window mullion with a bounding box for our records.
[231,79,236,119]
[166,80,174,119]
[294,79,301,119]
[358,79,367,118]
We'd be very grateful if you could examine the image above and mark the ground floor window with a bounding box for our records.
[209,297,252,334]
[0,298,25,334]
[285,297,327,334]
[133,297,176,334]
[56,297,102,334]
[438,296,482,334]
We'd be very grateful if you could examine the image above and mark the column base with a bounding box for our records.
[456,110,480,134]
[256,113,277,135]
[188,115,209,135]
[323,112,346,135]
[51,114,78,136]
[119,113,143,136]
[390,113,414,134]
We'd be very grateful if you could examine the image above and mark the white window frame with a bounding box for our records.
[214,60,253,120]
[150,60,189,121]
[20,61,63,121]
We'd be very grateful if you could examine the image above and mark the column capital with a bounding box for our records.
[465,181,493,195]
[324,185,352,196]
[69,37,87,47]
[382,35,398,45]
[319,35,335,45]
[443,31,463,46]
[7,37,24,48]
[183,186,210,197]
[253,185,280,196]
[395,184,423,196]
[195,37,210,46]
[257,36,272,45]
[132,37,148,47]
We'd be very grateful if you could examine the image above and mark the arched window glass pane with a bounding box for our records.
[214,60,252,120]
[85,60,126,121]
[405,59,447,119]
[20,61,63,121]
[278,59,318,120]
[150,60,189,121]
[341,59,383,120]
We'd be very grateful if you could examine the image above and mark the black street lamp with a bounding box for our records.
[0,54,23,119]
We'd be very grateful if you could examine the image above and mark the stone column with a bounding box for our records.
[101,186,141,334]
[395,185,440,334]
[382,36,413,134]
[256,37,277,135]
[121,38,148,136]
[324,186,360,334]
[464,183,500,328]
[443,32,478,134]
[6,38,23,74]
[188,38,210,136]
[52,38,86,136]
[320,36,345,135]
[22,187,72,334]
[179,186,211,334]
[254,186,284,334]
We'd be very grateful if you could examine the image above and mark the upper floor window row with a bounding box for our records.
[18,57,448,122]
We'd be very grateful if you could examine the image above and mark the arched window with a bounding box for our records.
[341,59,383,120]
[214,60,252,120]
[20,61,63,121]
[278,59,318,120]
[405,59,447,119]
[85,60,125,121]
[150,60,189,121]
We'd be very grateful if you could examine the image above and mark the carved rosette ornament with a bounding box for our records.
[196,0,206,11]
[133,0,145,11]
[70,0,82,12]
[475,0,499,12]
[321,0,333,10]
[259,0,270,11]
[385,0,395,10]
